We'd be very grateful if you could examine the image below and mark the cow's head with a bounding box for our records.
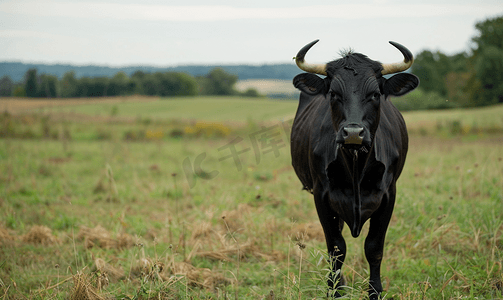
[293,40,419,152]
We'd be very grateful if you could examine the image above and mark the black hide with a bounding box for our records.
[291,51,418,299]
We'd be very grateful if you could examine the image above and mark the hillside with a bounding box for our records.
[0,62,300,82]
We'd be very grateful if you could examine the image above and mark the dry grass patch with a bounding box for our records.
[94,258,125,283]
[21,225,58,245]
[69,271,105,300]
[169,260,233,289]
[0,225,14,244]
[289,222,324,242]
[129,256,233,290]
[78,225,135,250]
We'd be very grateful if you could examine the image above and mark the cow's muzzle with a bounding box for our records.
[342,125,364,145]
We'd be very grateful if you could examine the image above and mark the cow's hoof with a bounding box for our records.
[368,291,381,300]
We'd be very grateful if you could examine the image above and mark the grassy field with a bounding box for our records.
[0,96,502,299]
[15,96,299,123]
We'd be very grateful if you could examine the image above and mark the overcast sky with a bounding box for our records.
[1,0,502,67]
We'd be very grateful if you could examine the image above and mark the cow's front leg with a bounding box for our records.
[313,188,346,297]
[326,218,346,298]
[364,188,396,300]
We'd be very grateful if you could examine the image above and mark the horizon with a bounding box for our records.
[0,60,298,69]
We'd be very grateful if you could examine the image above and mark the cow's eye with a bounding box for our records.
[330,90,341,101]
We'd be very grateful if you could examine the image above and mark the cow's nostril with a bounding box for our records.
[342,129,349,138]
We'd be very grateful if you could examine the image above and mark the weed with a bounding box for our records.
[184,121,231,138]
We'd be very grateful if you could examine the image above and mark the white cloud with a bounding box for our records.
[1,0,501,66]
[0,1,501,22]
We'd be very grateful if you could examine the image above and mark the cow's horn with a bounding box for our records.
[381,41,414,75]
[294,39,327,76]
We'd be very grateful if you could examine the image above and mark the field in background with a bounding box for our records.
[2,96,503,136]
[1,96,298,123]
[235,79,297,97]
[0,96,502,299]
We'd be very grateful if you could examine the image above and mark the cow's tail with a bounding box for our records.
[351,150,362,238]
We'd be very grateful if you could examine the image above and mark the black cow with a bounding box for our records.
[290,40,419,299]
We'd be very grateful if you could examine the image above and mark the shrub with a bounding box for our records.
[240,88,261,98]
[145,129,164,140]
[170,128,184,138]
[392,89,458,111]
[95,128,112,140]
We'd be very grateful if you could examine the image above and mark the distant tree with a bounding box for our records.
[141,74,159,96]
[60,71,79,98]
[412,50,443,95]
[240,88,261,98]
[12,85,26,97]
[155,72,198,97]
[469,15,503,105]
[38,74,59,98]
[0,76,13,97]
[412,50,468,98]
[472,15,503,55]
[90,77,109,97]
[76,77,108,97]
[131,70,146,81]
[172,73,198,96]
[129,71,145,94]
[445,72,471,106]
[200,68,238,95]
[76,77,91,97]
[25,68,38,97]
[474,46,503,105]
[107,72,129,96]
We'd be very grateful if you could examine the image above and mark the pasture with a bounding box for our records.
[0,96,502,299]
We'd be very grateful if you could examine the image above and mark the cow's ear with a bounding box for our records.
[382,73,419,96]
[293,73,327,95]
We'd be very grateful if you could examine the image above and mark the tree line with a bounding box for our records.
[1,15,501,107]
[0,67,260,98]
[0,62,299,83]
[411,15,503,107]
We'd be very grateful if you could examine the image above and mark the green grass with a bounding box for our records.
[403,103,503,135]
[37,96,299,122]
[0,97,502,299]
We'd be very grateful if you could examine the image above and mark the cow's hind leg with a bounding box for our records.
[313,189,346,297]
[364,187,396,300]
